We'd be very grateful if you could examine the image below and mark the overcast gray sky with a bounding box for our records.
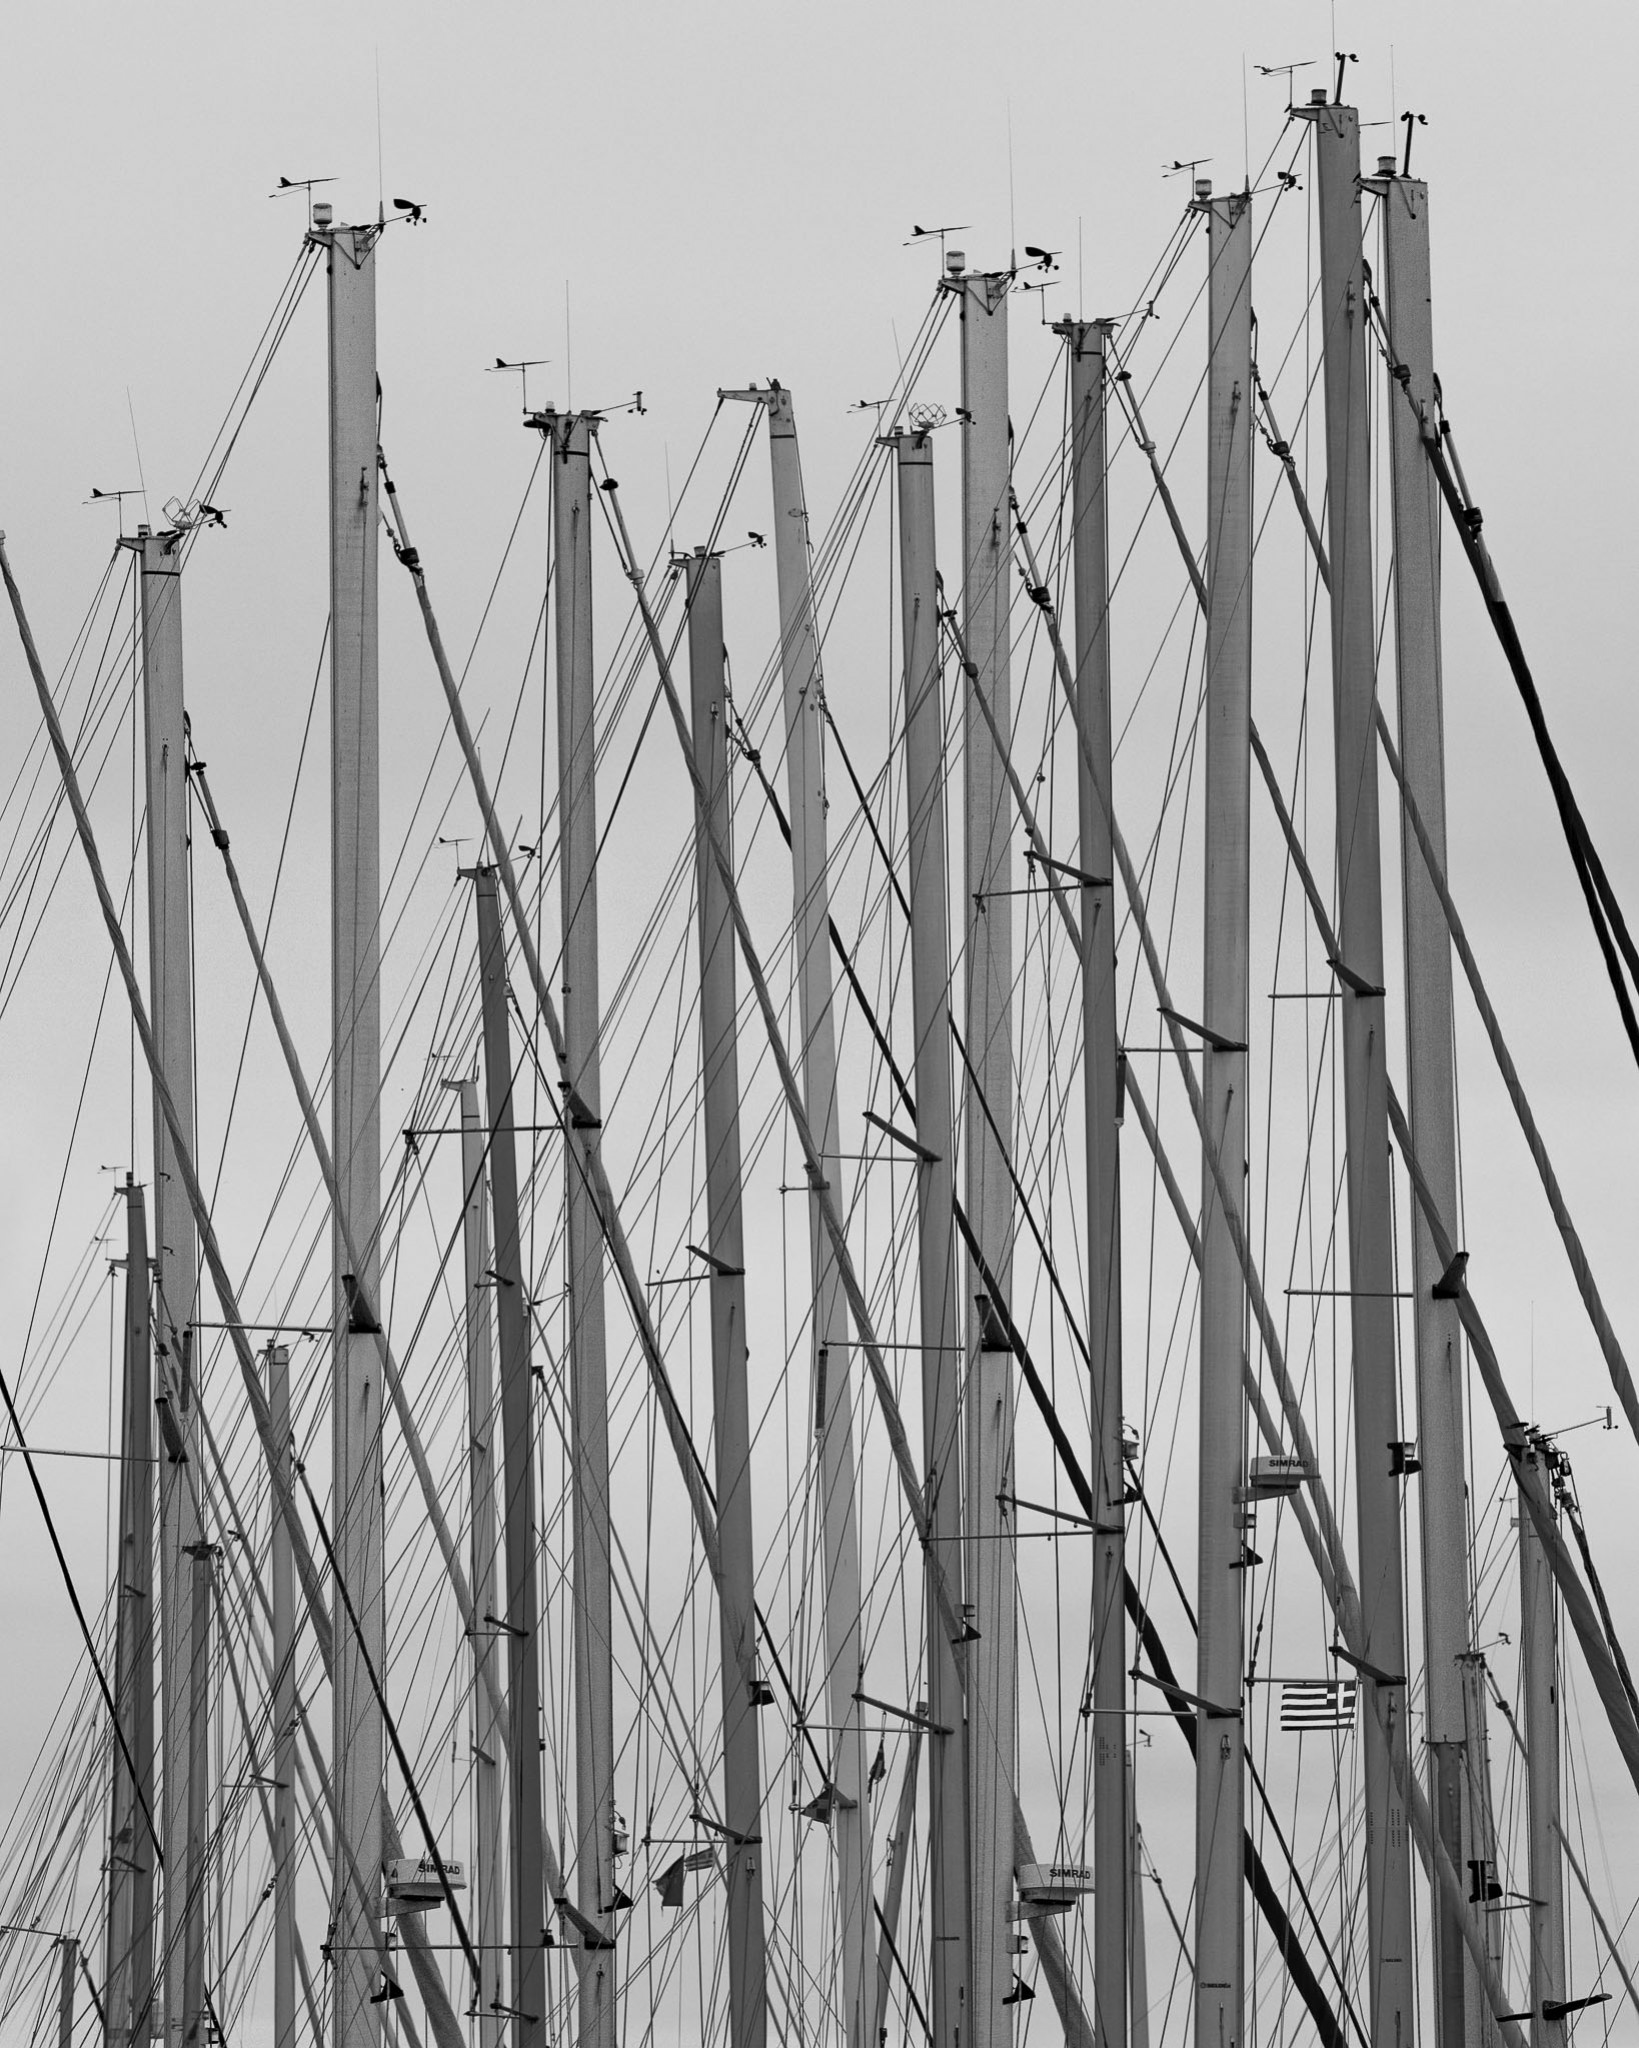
[1,3,1636,2043]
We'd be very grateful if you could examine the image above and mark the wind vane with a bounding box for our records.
[1254,58,1314,104]
[905,222,970,272]
[270,173,336,221]
[85,486,143,536]
[487,357,551,413]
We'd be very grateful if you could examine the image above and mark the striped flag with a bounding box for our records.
[1280,1679,1358,1732]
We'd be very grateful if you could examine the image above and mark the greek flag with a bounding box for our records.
[1280,1679,1357,1732]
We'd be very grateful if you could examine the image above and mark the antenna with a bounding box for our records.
[1163,157,1212,184]
[1400,110,1427,177]
[124,389,149,523]
[1006,99,1017,273]
[375,47,385,225]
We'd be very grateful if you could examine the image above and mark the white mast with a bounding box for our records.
[1306,94,1417,2048]
[956,262,1018,2048]
[1375,152,1483,2048]
[758,381,872,2048]
[876,1717,925,2046]
[448,1077,504,2048]
[473,868,548,2048]
[1520,1438,1567,2048]
[324,215,385,2048]
[685,545,770,2048]
[893,424,969,2048]
[136,522,203,2048]
[1057,313,1127,2048]
[59,1938,78,2048]
[106,1179,155,2048]
[1195,179,1252,2048]
[268,1342,296,2048]
[545,408,621,2038]
[1128,1794,1150,2048]
[182,1540,212,2042]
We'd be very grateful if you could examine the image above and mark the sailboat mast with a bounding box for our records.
[893,424,970,2048]
[1462,1655,1507,1990]
[324,216,386,2048]
[449,1078,504,2048]
[1376,154,1483,2048]
[547,409,621,2038]
[136,522,204,2048]
[59,1937,78,2048]
[957,264,1018,2048]
[473,869,547,2048]
[1520,1438,1568,2048]
[106,1179,155,2048]
[685,545,770,2048]
[1128,1799,1149,2048]
[182,1540,213,2041]
[1058,313,1126,2048]
[763,383,872,2048]
[1195,178,1252,2048]
[876,1717,925,2046]
[1307,95,1417,2048]
[267,1343,296,2048]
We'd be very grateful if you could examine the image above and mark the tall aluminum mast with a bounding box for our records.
[893,425,969,2048]
[181,1542,212,2044]
[1056,313,1126,2048]
[956,264,1018,2048]
[1128,1793,1150,2048]
[1195,178,1252,2048]
[268,1343,296,2048]
[543,408,621,2041]
[1374,151,1483,2048]
[685,546,770,2048]
[58,1939,78,2048]
[323,216,385,2048]
[474,871,547,2048]
[1519,1436,1567,2048]
[754,381,871,2047]
[1305,95,1417,2047]
[135,522,204,2048]
[106,1180,155,2048]
[447,1078,504,2048]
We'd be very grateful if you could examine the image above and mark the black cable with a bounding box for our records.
[729,650,1355,2048]
[0,1356,158,1863]
[292,1456,483,1990]
[0,1352,234,2048]
[1562,1489,1639,1729]
[1368,298,1639,1076]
